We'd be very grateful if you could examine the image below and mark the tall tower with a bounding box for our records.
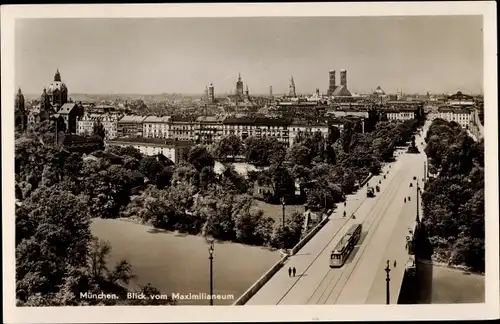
[245,85,249,98]
[327,70,337,95]
[340,69,347,87]
[15,88,26,130]
[236,73,244,97]
[40,88,53,121]
[208,83,215,103]
[269,86,273,97]
[289,76,296,97]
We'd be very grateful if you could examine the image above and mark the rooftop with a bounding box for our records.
[57,103,78,115]
[144,116,171,123]
[108,137,195,147]
[118,115,147,123]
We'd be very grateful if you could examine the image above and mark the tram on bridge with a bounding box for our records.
[330,223,362,268]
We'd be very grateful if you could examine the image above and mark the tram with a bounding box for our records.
[330,224,362,268]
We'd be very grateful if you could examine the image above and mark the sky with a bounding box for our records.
[15,16,483,96]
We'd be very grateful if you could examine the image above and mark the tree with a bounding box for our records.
[214,135,242,161]
[16,188,92,302]
[93,120,106,139]
[171,162,200,187]
[188,145,215,172]
[199,166,217,191]
[288,144,311,166]
[139,156,165,183]
[243,137,286,166]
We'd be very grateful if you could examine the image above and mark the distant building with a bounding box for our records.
[169,116,196,141]
[28,88,54,126]
[15,88,26,130]
[447,91,475,107]
[289,76,297,97]
[437,106,472,129]
[327,70,337,96]
[46,69,68,111]
[56,133,102,154]
[53,102,83,133]
[195,116,224,145]
[236,73,244,97]
[383,101,424,121]
[77,113,119,139]
[373,86,386,96]
[289,118,329,146]
[208,83,215,103]
[117,115,147,137]
[143,116,171,139]
[340,69,347,87]
[106,137,195,164]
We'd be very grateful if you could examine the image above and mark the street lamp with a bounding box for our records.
[385,260,391,304]
[424,161,427,181]
[416,181,420,224]
[281,197,286,231]
[207,237,215,306]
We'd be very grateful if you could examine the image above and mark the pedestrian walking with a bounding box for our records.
[394,260,397,268]
[288,267,291,277]
[292,267,296,277]
[344,201,347,207]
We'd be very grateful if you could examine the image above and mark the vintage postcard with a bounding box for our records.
[1,2,498,323]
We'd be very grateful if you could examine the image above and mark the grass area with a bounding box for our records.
[252,199,305,223]
[90,218,280,305]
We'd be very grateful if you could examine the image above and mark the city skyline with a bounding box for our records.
[16,16,483,96]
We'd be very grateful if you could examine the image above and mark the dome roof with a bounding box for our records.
[47,81,68,93]
[47,69,67,94]
[374,86,385,95]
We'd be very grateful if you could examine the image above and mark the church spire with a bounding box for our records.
[54,69,61,82]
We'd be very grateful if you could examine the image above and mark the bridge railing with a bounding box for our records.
[232,254,289,305]
[289,214,330,256]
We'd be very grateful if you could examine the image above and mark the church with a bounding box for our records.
[27,69,83,133]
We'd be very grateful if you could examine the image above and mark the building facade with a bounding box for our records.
[386,109,416,121]
[54,102,83,133]
[117,115,147,137]
[169,116,196,141]
[195,116,223,145]
[436,106,472,129]
[77,113,119,139]
[289,119,329,146]
[143,116,171,138]
[106,137,195,164]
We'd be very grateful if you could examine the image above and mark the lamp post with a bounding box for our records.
[207,237,215,306]
[281,197,286,231]
[416,181,420,224]
[385,260,391,304]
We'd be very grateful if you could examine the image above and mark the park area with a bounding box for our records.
[90,218,280,305]
[251,199,305,223]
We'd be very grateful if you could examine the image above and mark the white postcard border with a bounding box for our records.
[2,2,498,323]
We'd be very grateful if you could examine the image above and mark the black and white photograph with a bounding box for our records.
[2,2,498,323]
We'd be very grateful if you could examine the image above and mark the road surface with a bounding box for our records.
[246,121,431,305]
